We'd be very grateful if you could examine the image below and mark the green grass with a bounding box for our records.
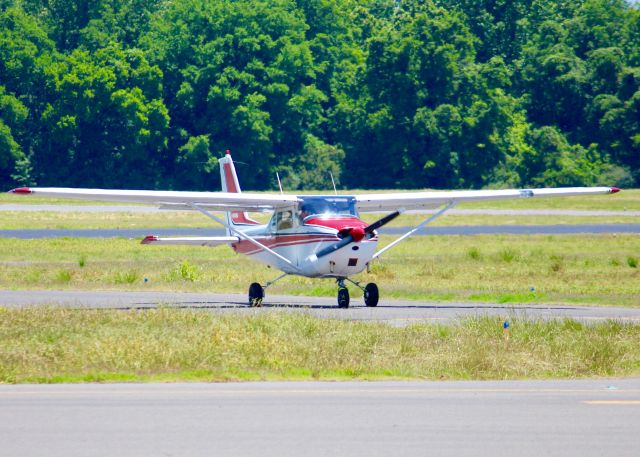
[1,308,639,383]
[0,234,638,306]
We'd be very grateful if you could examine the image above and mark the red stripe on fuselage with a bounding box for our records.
[233,233,378,256]
[233,233,339,255]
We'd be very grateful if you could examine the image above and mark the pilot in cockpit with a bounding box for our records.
[298,204,312,222]
[277,210,294,230]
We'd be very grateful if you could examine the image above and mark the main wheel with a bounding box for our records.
[364,283,379,307]
[337,287,350,308]
[248,282,264,307]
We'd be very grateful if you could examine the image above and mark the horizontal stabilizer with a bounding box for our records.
[141,235,239,247]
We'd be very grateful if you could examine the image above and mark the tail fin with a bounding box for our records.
[218,151,259,233]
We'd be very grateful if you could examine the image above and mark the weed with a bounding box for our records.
[467,247,481,260]
[498,248,518,263]
[170,260,200,282]
[114,270,139,284]
[627,256,638,268]
[55,270,72,283]
[78,255,86,268]
[550,255,564,273]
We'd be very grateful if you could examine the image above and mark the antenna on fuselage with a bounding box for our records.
[276,172,284,194]
[329,172,337,195]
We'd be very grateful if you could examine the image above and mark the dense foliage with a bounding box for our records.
[1,0,638,190]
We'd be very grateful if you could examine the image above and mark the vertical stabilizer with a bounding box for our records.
[218,151,259,234]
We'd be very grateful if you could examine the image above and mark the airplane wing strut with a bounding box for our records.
[188,203,304,274]
[373,201,456,259]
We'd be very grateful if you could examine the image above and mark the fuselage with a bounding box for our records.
[229,196,378,278]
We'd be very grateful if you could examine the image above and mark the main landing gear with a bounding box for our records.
[248,282,264,307]
[247,273,289,307]
[336,278,379,308]
[248,275,379,308]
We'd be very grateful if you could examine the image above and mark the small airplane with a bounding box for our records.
[9,151,620,307]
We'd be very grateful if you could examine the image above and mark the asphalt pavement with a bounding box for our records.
[1,380,639,457]
[2,290,640,324]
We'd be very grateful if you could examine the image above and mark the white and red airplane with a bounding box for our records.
[9,151,620,307]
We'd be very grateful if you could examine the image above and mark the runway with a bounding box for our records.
[2,290,640,324]
[1,223,640,239]
[1,380,639,457]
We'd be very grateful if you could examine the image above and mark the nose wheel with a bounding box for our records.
[337,280,350,308]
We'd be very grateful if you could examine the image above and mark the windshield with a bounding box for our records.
[298,196,358,220]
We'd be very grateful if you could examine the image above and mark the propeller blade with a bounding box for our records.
[364,209,402,233]
[315,209,404,258]
[315,235,353,258]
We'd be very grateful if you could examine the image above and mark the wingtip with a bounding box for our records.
[9,187,33,194]
[610,187,621,194]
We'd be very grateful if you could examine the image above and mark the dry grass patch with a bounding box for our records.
[1,309,639,383]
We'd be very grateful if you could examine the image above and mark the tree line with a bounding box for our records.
[1,0,639,191]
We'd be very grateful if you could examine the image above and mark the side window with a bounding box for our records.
[277,210,294,230]
[271,209,296,232]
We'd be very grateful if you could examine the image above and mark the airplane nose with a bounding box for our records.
[350,226,366,242]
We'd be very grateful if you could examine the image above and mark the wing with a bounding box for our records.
[141,235,239,247]
[9,187,299,212]
[355,187,620,212]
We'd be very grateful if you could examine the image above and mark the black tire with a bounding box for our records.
[364,283,379,307]
[248,282,264,307]
[337,287,350,308]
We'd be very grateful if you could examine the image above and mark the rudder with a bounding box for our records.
[218,151,259,233]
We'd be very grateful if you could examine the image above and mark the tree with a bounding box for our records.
[36,44,169,187]
[142,0,331,189]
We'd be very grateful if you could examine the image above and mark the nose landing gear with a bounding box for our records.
[337,279,350,308]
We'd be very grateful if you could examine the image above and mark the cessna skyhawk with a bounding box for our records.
[9,151,620,307]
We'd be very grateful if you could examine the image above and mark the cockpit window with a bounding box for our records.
[270,209,296,231]
[298,196,358,220]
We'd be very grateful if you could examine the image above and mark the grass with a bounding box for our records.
[0,234,638,306]
[2,191,638,384]
[1,308,639,383]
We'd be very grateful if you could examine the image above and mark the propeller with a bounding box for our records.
[315,209,403,258]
